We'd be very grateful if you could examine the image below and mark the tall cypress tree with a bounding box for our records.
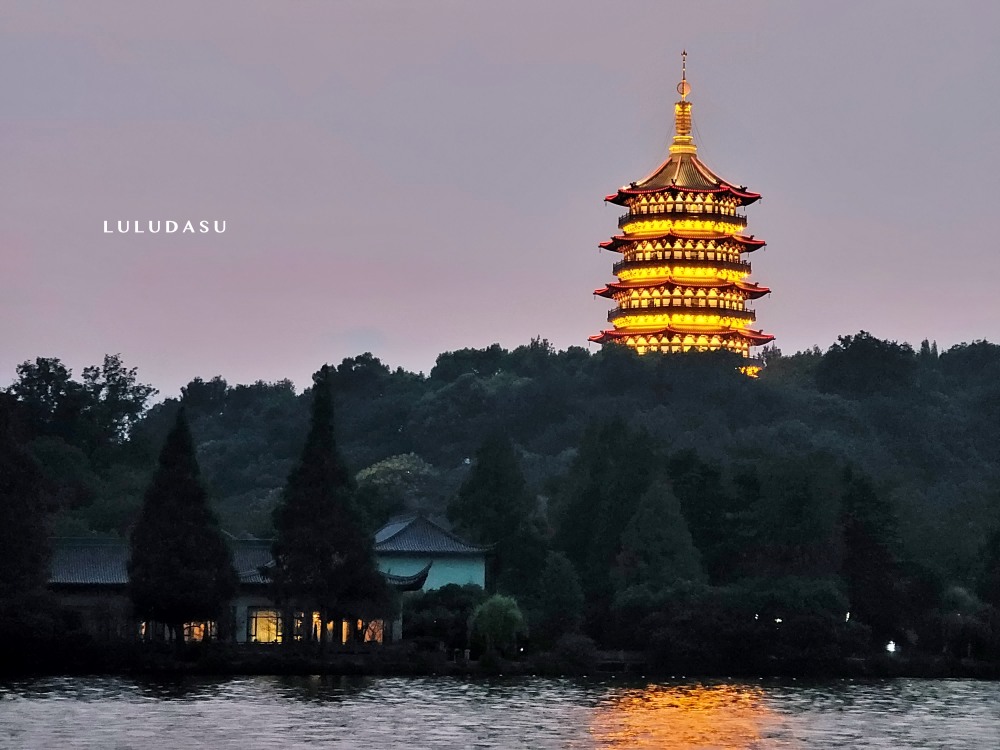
[128,408,237,640]
[270,365,388,642]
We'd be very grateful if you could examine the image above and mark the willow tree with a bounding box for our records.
[128,408,237,641]
[270,365,389,645]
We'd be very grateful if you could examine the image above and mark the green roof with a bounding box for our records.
[374,515,488,555]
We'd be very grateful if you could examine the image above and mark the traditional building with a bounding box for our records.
[590,54,773,374]
[374,514,489,591]
[47,522,486,645]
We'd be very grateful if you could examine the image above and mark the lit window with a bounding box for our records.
[248,608,282,643]
[364,620,384,644]
[312,612,323,641]
[183,621,217,642]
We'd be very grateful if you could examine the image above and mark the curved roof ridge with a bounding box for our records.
[374,515,489,555]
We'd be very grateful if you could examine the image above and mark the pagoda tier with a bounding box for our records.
[599,232,765,253]
[595,278,770,301]
[591,55,773,372]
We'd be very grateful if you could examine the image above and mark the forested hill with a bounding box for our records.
[7,333,1000,587]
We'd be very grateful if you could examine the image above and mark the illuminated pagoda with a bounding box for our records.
[590,53,773,373]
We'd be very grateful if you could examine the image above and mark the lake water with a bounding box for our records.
[0,675,997,749]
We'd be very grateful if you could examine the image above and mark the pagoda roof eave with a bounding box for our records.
[598,279,761,295]
[590,326,774,345]
[738,329,776,344]
[601,232,766,252]
[605,151,762,205]
[734,280,771,299]
[605,183,761,207]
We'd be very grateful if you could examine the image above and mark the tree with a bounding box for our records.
[334,352,392,396]
[431,344,508,382]
[531,552,584,647]
[839,467,904,644]
[0,394,54,643]
[7,357,86,442]
[816,331,916,396]
[470,594,526,657]
[616,480,705,592]
[744,454,843,581]
[81,353,158,445]
[180,375,228,417]
[976,527,1000,613]
[8,354,156,459]
[270,365,390,643]
[356,452,440,519]
[667,451,740,582]
[448,433,546,596]
[402,583,487,650]
[128,408,237,641]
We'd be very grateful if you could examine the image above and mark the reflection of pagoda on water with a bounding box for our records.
[590,53,773,374]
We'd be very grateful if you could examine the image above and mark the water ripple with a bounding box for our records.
[0,676,997,749]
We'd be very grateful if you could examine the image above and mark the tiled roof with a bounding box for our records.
[49,538,273,586]
[374,515,488,555]
[639,152,726,191]
[231,540,274,584]
[50,539,129,585]
[48,536,445,587]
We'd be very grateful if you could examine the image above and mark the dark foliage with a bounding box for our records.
[815,331,916,396]
[127,409,237,637]
[401,583,487,650]
[551,419,658,602]
[840,468,904,642]
[269,366,390,624]
[529,551,585,647]
[448,433,547,597]
[0,394,56,643]
[13,332,1000,660]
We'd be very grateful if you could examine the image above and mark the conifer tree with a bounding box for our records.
[270,365,389,642]
[128,408,237,641]
[448,433,546,596]
[552,420,657,600]
[617,479,706,592]
[532,552,584,646]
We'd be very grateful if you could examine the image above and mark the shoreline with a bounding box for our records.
[4,643,999,681]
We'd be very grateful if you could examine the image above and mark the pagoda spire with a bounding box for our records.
[670,50,695,155]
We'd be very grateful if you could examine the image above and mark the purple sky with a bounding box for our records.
[3,1,999,397]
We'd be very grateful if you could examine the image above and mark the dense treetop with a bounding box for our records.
[128,408,238,637]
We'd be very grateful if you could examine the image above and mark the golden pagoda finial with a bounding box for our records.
[678,50,690,100]
[670,50,695,154]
